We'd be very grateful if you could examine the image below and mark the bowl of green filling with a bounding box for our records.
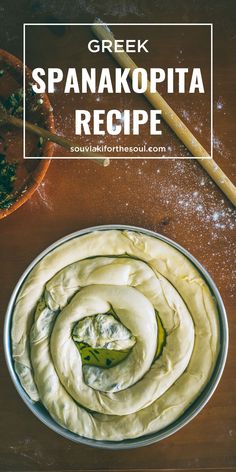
[0,49,55,219]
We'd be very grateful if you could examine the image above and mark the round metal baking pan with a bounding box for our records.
[4,225,229,449]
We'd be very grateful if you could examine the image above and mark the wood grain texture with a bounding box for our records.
[0,0,235,471]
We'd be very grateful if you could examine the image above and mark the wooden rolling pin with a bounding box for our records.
[92,20,236,206]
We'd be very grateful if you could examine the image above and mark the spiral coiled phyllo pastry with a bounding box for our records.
[12,230,220,440]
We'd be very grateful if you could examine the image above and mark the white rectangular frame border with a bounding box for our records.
[23,23,213,160]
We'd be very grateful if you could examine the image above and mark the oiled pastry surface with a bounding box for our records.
[11,230,220,440]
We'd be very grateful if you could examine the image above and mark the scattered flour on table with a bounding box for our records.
[36,182,54,210]
[28,181,54,211]
[110,158,236,297]
[216,97,224,110]
[9,438,55,466]
[178,96,230,159]
[213,135,231,160]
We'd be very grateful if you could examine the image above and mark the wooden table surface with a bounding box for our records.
[0,1,235,471]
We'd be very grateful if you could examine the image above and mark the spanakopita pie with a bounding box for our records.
[11,229,220,441]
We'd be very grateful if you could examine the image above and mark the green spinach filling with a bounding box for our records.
[0,153,17,209]
[72,311,166,369]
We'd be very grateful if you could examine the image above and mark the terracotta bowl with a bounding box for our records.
[0,49,55,219]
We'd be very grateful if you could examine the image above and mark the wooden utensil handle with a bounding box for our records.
[8,114,109,167]
[199,158,236,205]
[92,21,236,206]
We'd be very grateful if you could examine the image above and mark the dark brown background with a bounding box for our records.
[0,1,235,471]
